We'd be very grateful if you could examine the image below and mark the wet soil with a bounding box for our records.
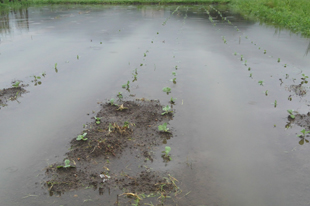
[0,86,27,108]
[45,99,177,203]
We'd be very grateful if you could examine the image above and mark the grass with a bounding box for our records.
[230,0,310,37]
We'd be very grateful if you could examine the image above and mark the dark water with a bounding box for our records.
[0,5,310,206]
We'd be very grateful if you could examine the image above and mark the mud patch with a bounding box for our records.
[0,86,27,109]
[44,99,178,203]
[286,84,308,96]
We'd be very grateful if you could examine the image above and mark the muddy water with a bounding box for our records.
[1,5,310,206]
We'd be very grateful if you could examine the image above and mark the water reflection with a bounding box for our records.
[0,8,29,36]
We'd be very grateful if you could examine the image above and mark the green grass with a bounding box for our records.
[230,0,310,37]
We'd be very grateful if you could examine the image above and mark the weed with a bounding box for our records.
[158,123,169,133]
[57,159,75,168]
[258,80,264,85]
[76,132,88,141]
[287,110,295,119]
[12,81,20,88]
[162,105,173,115]
[163,87,171,94]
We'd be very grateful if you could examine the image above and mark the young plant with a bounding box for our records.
[162,105,173,115]
[158,123,169,133]
[298,129,310,138]
[273,100,277,107]
[287,110,295,119]
[284,64,287,67]
[277,58,280,63]
[258,80,264,86]
[234,52,237,56]
[264,50,266,54]
[109,98,117,106]
[172,72,177,76]
[161,146,172,160]
[249,73,252,78]
[301,74,308,80]
[240,55,243,61]
[12,81,20,88]
[57,159,75,168]
[162,87,171,94]
[123,121,130,128]
[122,81,130,89]
[117,92,123,99]
[76,132,87,141]
[265,90,268,96]
[77,55,79,59]
[170,78,176,84]
[248,67,251,71]
[170,97,176,104]
[94,116,101,124]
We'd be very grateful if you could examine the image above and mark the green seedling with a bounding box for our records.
[172,72,177,76]
[57,159,75,168]
[170,97,176,104]
[258,80,264,86]
[286,74,289,79]
[298,129,310,138]
[287,110,295,119]
[94,116,101,125]
[144,53,146,57]
[162,146,172,160]
[55,63,57,69]
[140,63,143,66]
[288,95,292,101]
[162,87,171,94]
[244,60,247,65]
[162,105,173,115]
[250,73,252,78]
[170,78,176,84]
[273,100,277,107]
[175,66,178,69]
[240,55,243,61]
[265,90,268,96]
[151,41,153,43]
[76,132,87,141]
[108,123,114,133]
[77,55,79,59]
[12,81,20,88]
[100,42,102,44]
[278,58,280,63]
[117,92,123,99]
[301,74,308,80]
[122,81,130,89]
[284,64,287,67]
[234,52,237,55]
[41,72,46,77]
[158,123,169,133]
[259,47,261,49]
[109,98,117,106]
[264,50,266,54]
[248,67,251,71]
[123,121,129,128]
[157,32,159,34]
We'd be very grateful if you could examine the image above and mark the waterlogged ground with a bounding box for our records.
[1,4,310,206]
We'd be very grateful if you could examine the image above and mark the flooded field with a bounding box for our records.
[1,4,310,206]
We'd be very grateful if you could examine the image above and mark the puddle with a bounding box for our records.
[1,4,310,206]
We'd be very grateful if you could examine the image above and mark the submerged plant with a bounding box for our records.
[258,80,264,86]
[76,132,87,141]
[162,146,172,160]
[162,105,173,115]
[158,123,169,133]
[162,87,171,94]
[57,159,75,168]
[12,81,20,88]
[287,110,295,119]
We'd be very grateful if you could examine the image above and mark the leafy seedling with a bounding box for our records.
[163,87,171,94]
[250,73,252,78]
[172,72,177,76]
[301,74,308,80]
[76,132,87,141]
[287,110,295,119]
[278,58,280,63]
[234,52,237,56]
[170,78,176,84]
[57,159,75,168]
[273,100,277,107]
[170,97,176,104]
[55,63,57,69]
[109,98,117,106]
[12,81,20,88]
[162,146,172,161]
[248,67,251,71]
[162,105,173,115]
[264,50,266,54]
[265,90,268,96]
[144,53,146,57]
[117,92,123,99]
[94,116,101,124]
[298,129,310,138]
[77,55,79,59]
[284,64,287,67]
[122,81,130,89]
[240,55,243,61]
[123,121,130,128]
[158,123,169,133]
[258,80,264,86]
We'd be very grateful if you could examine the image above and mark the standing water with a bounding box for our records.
[0,5,310,206]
